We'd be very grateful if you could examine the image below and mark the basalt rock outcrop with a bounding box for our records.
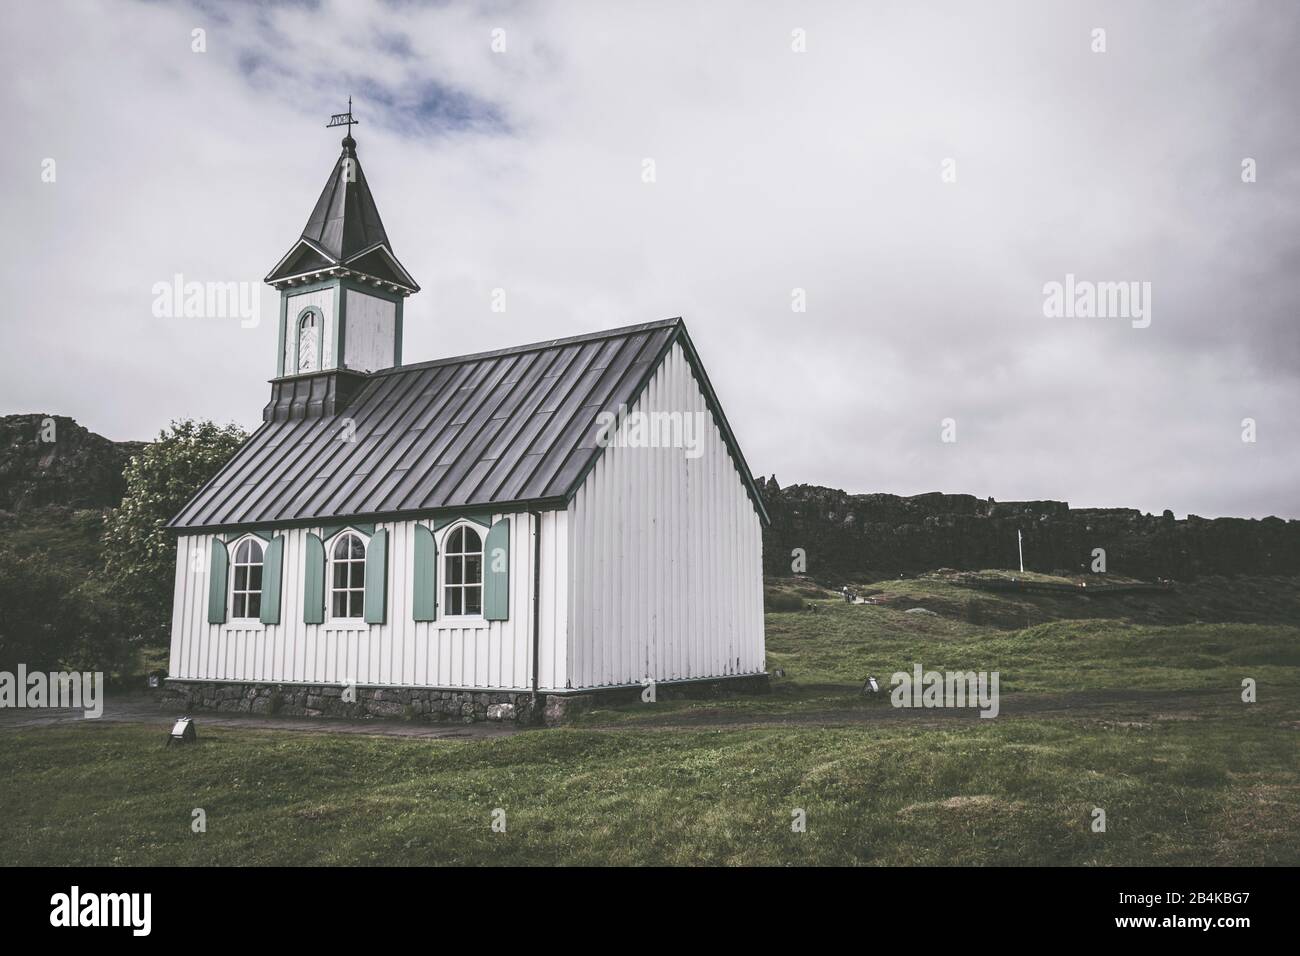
[756,477,1300,583]
[0,414,144,513]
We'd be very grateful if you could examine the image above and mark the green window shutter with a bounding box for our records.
[413,524,438,621]
[207,538,229,624]
[303,533,325,625]
[484,518,510,621]
[364,528,389,625]
[259,535,284,625]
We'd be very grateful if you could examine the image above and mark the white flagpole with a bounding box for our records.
[1018,529,1024,573]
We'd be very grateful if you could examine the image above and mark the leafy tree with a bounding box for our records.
[101,420,248,645]
[63,577,139,677]
[0,546,141,676]
[0,545,79,670]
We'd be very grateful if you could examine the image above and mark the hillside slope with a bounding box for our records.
[0,414,143,514]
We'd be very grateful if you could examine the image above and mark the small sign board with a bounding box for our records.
[167,717,197,745]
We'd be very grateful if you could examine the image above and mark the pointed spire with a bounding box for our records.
[265,131,419,293]
[298,135,390,262]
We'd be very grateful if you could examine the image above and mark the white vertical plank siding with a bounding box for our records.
[343,290,397,372]
[169,511,570,691]
[283,288,337,372]
[566,342,765,689]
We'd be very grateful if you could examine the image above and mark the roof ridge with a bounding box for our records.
[369,317,684,378]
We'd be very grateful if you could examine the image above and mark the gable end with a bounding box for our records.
[564,321,770,525]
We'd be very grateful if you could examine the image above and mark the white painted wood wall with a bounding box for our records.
[566,342,766,689]
[343,290,396,372]
[168,511,569,691]
[282,288,336,373]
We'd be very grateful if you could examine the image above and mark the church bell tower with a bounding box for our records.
[263,105,419,421]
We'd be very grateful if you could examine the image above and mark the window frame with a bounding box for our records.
[295,307,320,374]
[327,530,368,622]
[229,535,265,621]
[441,522,485,619]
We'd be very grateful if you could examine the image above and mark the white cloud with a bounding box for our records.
[2,0,1297,518]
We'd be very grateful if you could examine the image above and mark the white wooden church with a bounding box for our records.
[165,125,768,720]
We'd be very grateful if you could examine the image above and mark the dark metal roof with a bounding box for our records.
[264,137,419,291]
[169,318,770,531]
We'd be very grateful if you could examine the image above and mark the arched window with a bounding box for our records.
[330,532,366,619]
[444,524,483,616]
[297,310,319,373]
[231,538,264,619]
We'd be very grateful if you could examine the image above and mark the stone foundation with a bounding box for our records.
[162,681,539,724]
[163,673,770,727]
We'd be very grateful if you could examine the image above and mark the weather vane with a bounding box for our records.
[327,96,359,136]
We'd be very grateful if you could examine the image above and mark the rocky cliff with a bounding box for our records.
[756,478,1300,583]
[0,414,144,514]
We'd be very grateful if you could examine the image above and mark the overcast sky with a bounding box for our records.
[3,0,1297,518]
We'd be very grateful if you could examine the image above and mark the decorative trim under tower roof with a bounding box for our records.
[265,133,420,295]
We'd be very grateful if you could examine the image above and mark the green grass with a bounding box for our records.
[575,577,1300,726]
[765,606,1300,694]
[1,716,1296,866]
[844,570,1300,628]
[2,571,1297,866]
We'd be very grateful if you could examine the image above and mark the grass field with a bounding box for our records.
[2,571,1297,866]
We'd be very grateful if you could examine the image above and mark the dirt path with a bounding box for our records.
[0,687,1270,739]
[0,692,519,740]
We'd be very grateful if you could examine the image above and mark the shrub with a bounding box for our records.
[764,587,805,612]
[100,419,247,647]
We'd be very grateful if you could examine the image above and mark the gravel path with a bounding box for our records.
[0,686,1270,738]
[0,691,520,740]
